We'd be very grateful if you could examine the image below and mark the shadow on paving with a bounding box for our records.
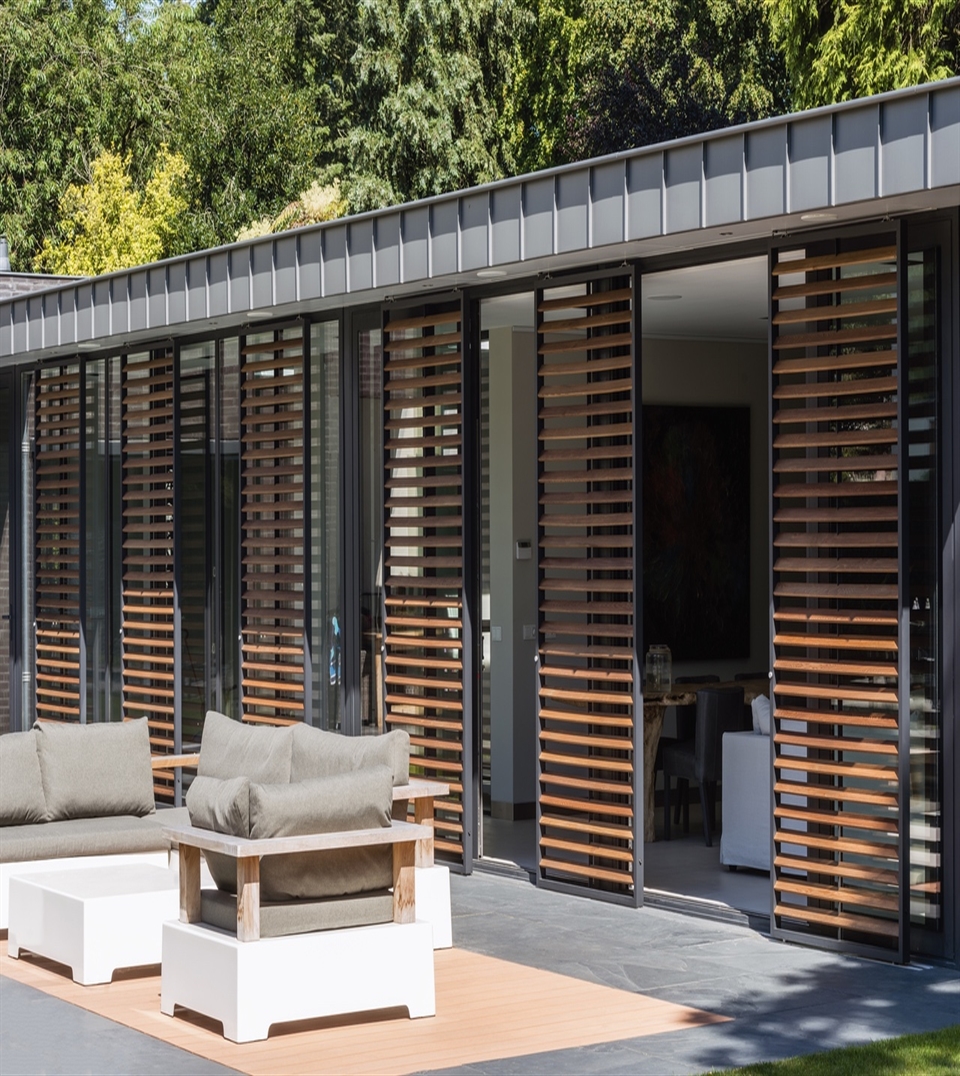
[443,871,960,1075]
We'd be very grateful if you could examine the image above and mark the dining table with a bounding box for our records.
[641,678,770,843]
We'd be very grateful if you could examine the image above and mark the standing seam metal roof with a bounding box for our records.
[2,78,958,361]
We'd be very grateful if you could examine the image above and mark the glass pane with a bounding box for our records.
[180,341,216,745]
[359,326,383,734]
[0,376,11,734]
[220,338,240,718]
[20,371,35,729]
[85,359,108,721]
[907,246,941,932]
[109,356,122,722]
[310,321,342,730]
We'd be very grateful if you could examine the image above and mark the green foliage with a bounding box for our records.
[506,1,585,173]
[341,0,524,211]
[236,181,348,241]
[714,1023,960,1076]
[0,0,185,270]
[767,0,960,109]
[37,147,189,275]
[559,0,783,163]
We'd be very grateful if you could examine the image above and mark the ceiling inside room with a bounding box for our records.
[480,255,769,342]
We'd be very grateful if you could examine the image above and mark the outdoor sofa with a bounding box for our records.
[0,718,187,930]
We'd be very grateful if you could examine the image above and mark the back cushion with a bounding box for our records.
[751,694,772,736]
[35,718,155,821]
[0,729,48,825]
[186,774,250,894]
[253,767,394,901]
[198,710,294,783]
[291,724,410,786]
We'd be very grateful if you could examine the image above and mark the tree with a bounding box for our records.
[0,0,192,271]
[235,181,348,241]
[554,0,788,163]
[340,0,525,211]
[767,0,960,109]
[37,147,189,275]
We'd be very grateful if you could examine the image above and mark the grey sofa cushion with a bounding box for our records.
[290,724,410,786]
[198,710,294,784]
[0,813,173,864]
[186,775,249,836]
[185,775,250,894]
[249,767,393,839]
[200,887,393,938]
[35,718,155,822]
[0,730,48,826]
[254,766,394,902]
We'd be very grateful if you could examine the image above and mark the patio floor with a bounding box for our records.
[2,870,958,1075]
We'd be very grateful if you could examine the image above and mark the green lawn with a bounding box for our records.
[716,1025,960,1075]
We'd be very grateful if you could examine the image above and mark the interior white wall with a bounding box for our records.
[487,327,538,816]
[641,336,770,683]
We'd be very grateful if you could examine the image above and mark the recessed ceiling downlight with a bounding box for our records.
[647,294,683,301]
[800,211,838,221]
[476,269,507,278]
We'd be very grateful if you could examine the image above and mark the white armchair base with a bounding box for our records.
[161,918,435,1043]
[416,865,452,949]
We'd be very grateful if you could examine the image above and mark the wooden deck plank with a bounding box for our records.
[0,942,724,1075]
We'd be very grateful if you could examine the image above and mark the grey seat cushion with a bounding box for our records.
[291,724,410,786]
[0,814,173,864]
[198,711,294,784]
[35,718,155,821]
[200,887,393,938]
[0,730,47,826]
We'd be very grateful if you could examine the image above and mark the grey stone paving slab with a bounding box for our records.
[2,868,957,1075]
[0,976,239,1076]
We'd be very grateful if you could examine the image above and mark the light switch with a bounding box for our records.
[491,625,502,641]
[515,539,532,560]
[522,624,536,640]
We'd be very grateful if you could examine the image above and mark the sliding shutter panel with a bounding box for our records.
[536,274,639,902]
[240,328,307,725]
[35,365,84,722]
[771,236,905,958]
[382,304,466,862]
[121,350,176,788]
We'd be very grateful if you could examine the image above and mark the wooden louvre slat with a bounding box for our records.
[537,275,637,899]
[382,303,466,862]
[770,237,902,956]
[240,329,306,726]
[121,350,176,796]
[35,365,83,725]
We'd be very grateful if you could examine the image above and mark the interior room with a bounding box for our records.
[478,256,772,919]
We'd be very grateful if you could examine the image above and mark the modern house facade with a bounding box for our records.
[1,80,957,967]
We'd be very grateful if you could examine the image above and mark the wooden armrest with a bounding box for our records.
[166,819,429,943]
[393,778,450,800]
[160,818,431,858]
[152,754,200,770]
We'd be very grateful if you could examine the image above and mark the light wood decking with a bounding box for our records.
[1,940,725,1074]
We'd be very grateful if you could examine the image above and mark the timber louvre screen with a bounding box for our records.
[536,272,640,902]
[381,303,467,862]
[121,349,177,792]
[239,327,308,726]
[35,365,84,723]
[770,234,906,959]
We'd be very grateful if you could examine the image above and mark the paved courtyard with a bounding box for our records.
[1,869,958,1075]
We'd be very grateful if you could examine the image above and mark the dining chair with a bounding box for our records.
[662,674,722,824]
[662,686,746,846]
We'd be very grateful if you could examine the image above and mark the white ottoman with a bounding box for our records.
[7,863,179,985]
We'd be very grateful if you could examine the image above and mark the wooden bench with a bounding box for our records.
[159,818,436,1042]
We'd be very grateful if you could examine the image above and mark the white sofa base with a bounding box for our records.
[416,864,452,949]
[0,851,170,931]
[161,917,435,1043]
[7,864,179,984]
